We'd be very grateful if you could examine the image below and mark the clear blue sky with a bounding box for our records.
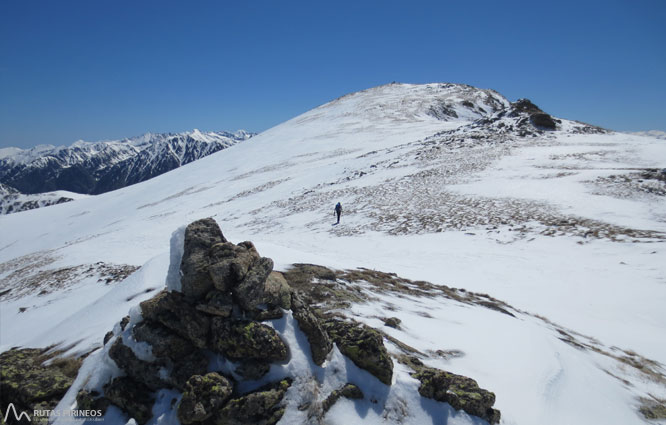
[1,0,665,148]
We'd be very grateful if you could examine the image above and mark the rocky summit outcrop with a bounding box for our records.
[68,218,500,425]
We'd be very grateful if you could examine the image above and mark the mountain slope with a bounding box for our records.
[1,83,665,425]
[0,129,253,195]
[0,183,86,214]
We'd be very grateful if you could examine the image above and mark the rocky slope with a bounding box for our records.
[0,130,253,195]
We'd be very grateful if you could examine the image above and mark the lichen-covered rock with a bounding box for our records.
[210,318,288,362]
[196,290,234,317]
[177,373,233,424]
[140,289,210,348]
[214,379,292,425]
[0,348,79,421]
[323,319,393,385]
[291,292,332,366]
[235,360,271,381]
[264,271,292,310]
[132,320,195,360]
[108,339,168,391]
[208,242,260,291]
[382,317,401,329]
[180,218,227,300]
[170,351,210,391]
[233,257,274,311]
[321,383,364,413]
[412,366,500,424]
[104,377,155,425]
[76,389,110,414]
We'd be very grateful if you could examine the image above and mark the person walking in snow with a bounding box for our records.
[334,202,342,224]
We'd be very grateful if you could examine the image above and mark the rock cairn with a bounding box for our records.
[75,218,500,424]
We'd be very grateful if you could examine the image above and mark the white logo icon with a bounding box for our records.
[2,403,31,422]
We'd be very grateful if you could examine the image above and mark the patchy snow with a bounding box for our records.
[1,82,665,424]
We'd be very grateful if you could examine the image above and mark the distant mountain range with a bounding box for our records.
[629,130,666,140]
[0,129,253,197]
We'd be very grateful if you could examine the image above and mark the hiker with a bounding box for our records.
[334,202,342,224]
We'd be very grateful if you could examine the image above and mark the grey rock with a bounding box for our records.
[108,339,168,391]
[140,290,210,349]
[233,257,274,311]
[412,366,500,424]
[322,383,364,413]
[180,218,226,300]
[208,242,260,292]
[382,317,401,329]
[104,377,155,425]
[170,351,210,391]
[214,379,291,425]
[132,320,195,360]
[209,318,288,362]
[264,271,291,310]
[177,373,233,424]
[291,293,332,366]
[323,319,393,385]
[196,290,233,317]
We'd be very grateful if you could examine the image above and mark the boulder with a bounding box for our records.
[412,366,500,424]
[177,373,233,424]
[321,383,364,413]
[132,320,195,360]
[291,293,332,366]
[108,339,168,391]
[233,257,274,311]
[323,319,393,385]
[104,377,155,425]
[264,271,292,310]
[140,290,210,348]
[382,317,402,329]
[210,318,288,362]
[214,379,291,425]
[180,218,226,300]
[195,290,234,317]
[208,242,260,291]
[170,351,210,391]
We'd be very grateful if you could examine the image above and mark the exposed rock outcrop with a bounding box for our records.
[401,355,500,424]
[323,319,393,385]
[215,379,292,425]
[69,218,500,425]
[291,292,332,366]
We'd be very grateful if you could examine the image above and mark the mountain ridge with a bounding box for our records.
[0,129,254,196]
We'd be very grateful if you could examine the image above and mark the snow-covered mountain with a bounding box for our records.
[0,129,254,195]
[629,130,666,140]
[1,83,665,425]
[0,183,89,214]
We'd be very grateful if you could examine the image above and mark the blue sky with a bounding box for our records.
[1,0,665,148]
